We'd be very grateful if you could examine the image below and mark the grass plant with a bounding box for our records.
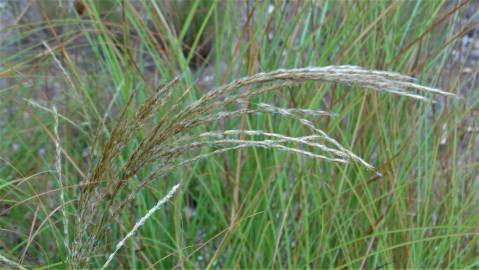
[0,0,478,269]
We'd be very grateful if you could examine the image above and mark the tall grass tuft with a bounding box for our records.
[1,0,477,268]
[69,65,452,268]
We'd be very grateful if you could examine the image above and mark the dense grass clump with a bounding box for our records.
[0,0,478,269]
